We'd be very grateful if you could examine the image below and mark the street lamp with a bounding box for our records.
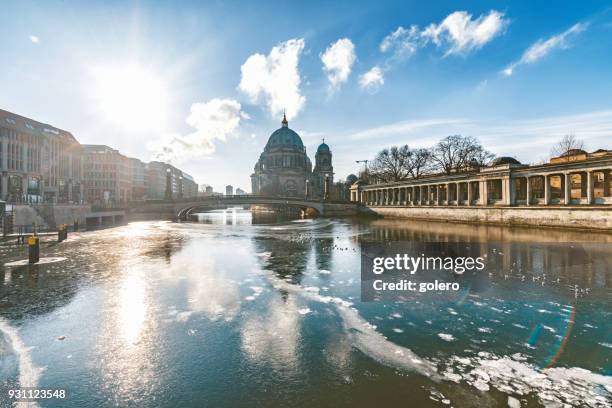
[356,160,369,182]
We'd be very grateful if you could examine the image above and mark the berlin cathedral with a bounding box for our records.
[251,114,333,198]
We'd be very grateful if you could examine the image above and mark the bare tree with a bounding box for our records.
[370,145,411,182]
[550,134,585,160]
[431,135,492,174]
[407,148,432,178]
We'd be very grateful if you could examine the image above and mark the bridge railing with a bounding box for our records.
[130,195,354,205]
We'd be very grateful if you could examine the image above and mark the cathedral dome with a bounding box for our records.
[264,113,304,152]
[316,141,330,153]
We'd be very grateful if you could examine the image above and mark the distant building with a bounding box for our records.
[0,108,83,203]
[146,161,197,199]
[0,108,199,205]
[130,158,146,201]
[181,172,198,198]
[206,185,213,193]
[82,145,133,206]
[235,188,246,195]
[225,185,233,196]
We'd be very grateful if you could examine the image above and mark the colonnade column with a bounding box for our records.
[456,183,461,206]
[482,180,488,206]
[525,177,531,206]
[544,175,550,205]
[445,183,450,205]
[564,173,571,205]
[467,182,473,205]
[0,174,7,201]
[436,185,441,205]
[587,171,594,205]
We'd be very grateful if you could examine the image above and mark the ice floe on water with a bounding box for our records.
[297,308,311,315]
[0,319,43,408]
[267,276,439,379]
[507,396,521,408]
[262,273,611,407]
[599,342,612,349]
[444,354,612,407]
[438,333,455,342]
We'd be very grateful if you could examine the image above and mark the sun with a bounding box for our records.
[92,63,169,132]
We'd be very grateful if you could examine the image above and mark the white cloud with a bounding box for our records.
[149,98,247,163]
[29,35,40,44]
[502,23,587,76]
[422,10,508,56]
[379,25,421,59]
[359,66,384,93]
[320,38,356,89]
[239,38,306,120]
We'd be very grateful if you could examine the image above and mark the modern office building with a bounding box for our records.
[225,185,233,196]
[146,161,198,200]
[130,158,146,201]
[0,109,84,203]
[82,145,133,206]
[1,108,199,205]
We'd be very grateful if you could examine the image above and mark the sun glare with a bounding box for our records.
[92,63,169,132]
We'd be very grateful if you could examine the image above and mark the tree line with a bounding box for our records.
[367,135,495,183]
[366,134,586,183]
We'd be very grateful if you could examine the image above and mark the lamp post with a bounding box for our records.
[356,160,369,182]
[165,168,172,200]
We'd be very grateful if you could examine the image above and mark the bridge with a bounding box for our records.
[128,195,364,220]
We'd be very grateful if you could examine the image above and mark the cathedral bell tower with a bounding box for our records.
[313,138,333,199]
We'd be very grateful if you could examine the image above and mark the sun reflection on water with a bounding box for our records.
[118,270,147,345]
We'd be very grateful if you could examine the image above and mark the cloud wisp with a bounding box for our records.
[341,110,612,158]
[239,38,306,120]
[502,22,588,76]
[380,10,508,61]
[359,66,384,93]
[320,38,356,90]
[371,10,507,92]
[422,10,508,56]
[149,98,247,163]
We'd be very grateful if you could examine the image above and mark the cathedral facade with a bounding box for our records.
[251,115,333,198]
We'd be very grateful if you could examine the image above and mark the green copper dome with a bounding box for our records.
[264,115,304,152]
[316,141,330,153]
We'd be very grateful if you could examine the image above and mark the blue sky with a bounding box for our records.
[1,1,611,192]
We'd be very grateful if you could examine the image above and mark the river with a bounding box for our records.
[1,209,611,407]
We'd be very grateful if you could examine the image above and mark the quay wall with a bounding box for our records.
[9,204,125,229]
[367,206,612,231]
[12,204,90,228]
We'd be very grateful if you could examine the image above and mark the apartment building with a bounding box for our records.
[0,109,83,203]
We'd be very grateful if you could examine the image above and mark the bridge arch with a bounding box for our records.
[172,196,325,221]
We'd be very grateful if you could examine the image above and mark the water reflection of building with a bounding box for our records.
[0,109,83,203]
[366,218,612,289]
[251,114,333,198]
[353,149,612,207]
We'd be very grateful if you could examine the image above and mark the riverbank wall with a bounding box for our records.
[7,204,125,230]
[367,206,612,231]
